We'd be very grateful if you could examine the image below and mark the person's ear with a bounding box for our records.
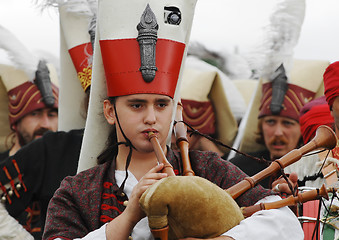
[103,99,115,125]
[11,123,17,131]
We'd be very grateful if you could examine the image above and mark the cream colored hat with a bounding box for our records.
[58,0,96,131]
[229,59,330,157]
[180,56,246,153]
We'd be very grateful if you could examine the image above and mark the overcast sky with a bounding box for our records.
[0,0,338,64]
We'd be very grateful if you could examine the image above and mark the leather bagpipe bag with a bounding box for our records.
[139,176,244,239]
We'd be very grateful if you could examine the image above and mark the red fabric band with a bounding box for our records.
[259,82,315,121]
[300,104,334,144]
[324,61,339,109]
[8,81,59,126]
[100,38,185,98]
[181,99,216,135]
[68,42,93,91]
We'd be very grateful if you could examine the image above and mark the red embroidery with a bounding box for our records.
[100,215,114,223]
[12,159,27,192]
[101,203,122,213]
[0,182,11,204]
[102,193,124,204]
[103,182,113,189]
[3,166,20,198]
[24,202,42,234]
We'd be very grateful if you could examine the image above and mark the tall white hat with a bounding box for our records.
[57,0,96,131]
[77,0,197,172]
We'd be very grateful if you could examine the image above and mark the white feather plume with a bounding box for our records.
[247,0,306,80]
[37,0,95,16]
[0,25,39,81]
[87,0,98,16]
[188,41,252,80]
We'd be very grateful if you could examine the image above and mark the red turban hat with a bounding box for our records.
[181,99,216,135]
[324,61,339,109]
[299,96,334,144]
[8,81,59,127]
[259,82,315,121]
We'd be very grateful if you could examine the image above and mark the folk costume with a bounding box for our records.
[0,2,95,238]
[44,0,303,239]
[284,96,335,188]
[0,24,59,239]
[229,59,329,188]
[284,62,339,240]
[0,129,83,238]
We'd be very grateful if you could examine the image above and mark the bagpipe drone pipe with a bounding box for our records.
[139,103,338,240]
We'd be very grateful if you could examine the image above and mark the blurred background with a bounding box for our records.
[0,0,337,63]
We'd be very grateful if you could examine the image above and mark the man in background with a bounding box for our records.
[229,62,323,190]
[0,62,59,159]
[0,62,59,238]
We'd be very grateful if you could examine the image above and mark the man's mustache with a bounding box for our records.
[33,128,50,137]
[268,136,288,146]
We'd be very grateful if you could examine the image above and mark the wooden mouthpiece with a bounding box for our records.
[148,132,175,176]
[174,102,195,176]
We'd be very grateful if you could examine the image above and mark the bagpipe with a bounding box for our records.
[139,103,338,240]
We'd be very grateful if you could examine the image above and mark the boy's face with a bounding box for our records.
[112,94,174,153]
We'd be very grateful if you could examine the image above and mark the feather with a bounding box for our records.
[229,0,306,157]
[0,25,39,81]
[188,41,252,79]
[35,0,95,16]
[247,0,306,80]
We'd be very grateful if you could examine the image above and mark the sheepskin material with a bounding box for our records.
[139,176,244,239]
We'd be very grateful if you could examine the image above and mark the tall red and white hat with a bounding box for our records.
[57,0,96,131]
[78,0,197,172]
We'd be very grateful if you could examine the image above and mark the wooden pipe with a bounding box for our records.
[241,184,329,217]
[227,125,337,199]
[174,102,195,176]
[151,226,169,240]
[143,125,336,240]
[148,132,175,176]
